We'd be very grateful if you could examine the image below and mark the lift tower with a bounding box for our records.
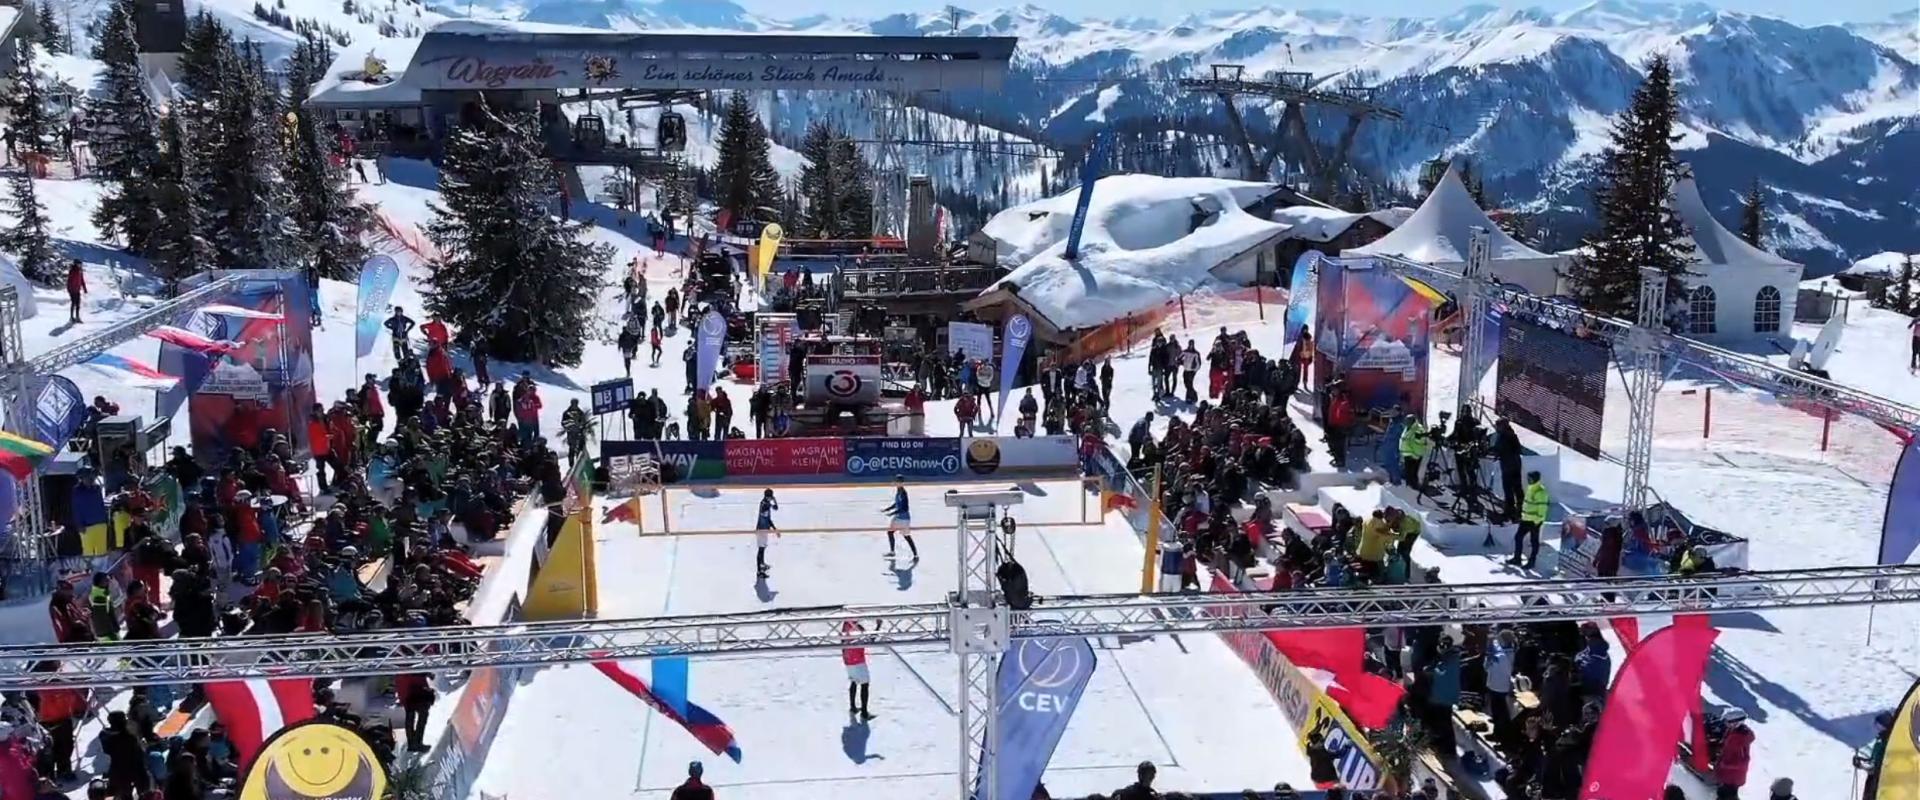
[1178,64,1403,198]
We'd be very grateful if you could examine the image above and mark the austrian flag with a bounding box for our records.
[204,678,316,769]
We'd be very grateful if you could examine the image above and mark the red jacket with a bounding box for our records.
[48,594,91,643]
[361,384,385,417]
[65,263,86,294]
[232,504,263,544]
[1328,397,1355,429]
[307,419,331,457]
[328,413,358,461]
[1714,723,1753,787]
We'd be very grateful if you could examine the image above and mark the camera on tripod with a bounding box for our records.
[1417,409,1502,524]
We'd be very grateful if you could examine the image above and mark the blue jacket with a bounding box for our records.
[884,487,909,518]
[71,481,108,528]
[1576,639,1613,691]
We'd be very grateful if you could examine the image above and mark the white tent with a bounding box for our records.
[1345,165,1566,294]
[1667,174,1803,340]
[0,255,38,319]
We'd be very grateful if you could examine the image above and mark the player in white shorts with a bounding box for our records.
[755,489,779,578]
[843,620,872,719]
[880,475,918,559]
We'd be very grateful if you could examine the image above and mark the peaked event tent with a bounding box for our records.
[1666,173,1803,340]
[1345,164,1566,295]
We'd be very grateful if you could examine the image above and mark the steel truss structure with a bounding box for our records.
[0,275,252,571]
[1178,64,1404,195]
[1374,239,1919,509]
[5,563,1919,691]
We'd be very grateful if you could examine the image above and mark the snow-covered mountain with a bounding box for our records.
[183,0,1920,270]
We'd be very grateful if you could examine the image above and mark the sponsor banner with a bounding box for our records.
[590,378,634,416]
[803,354,881,405]
[239,721,390,800]
[960,435,1079,476]
[946,321,993,361]
[412,51,1001,92]
[695,310,727,392]
[1299,694,1384,791]
[32,375,85,452]
[997,314,1031,420]
[725,438,846,476]
[603,440,726,482]
[979,637,1098,800]
[1063,132,1109,261]
[1315,257,1433,419]
[846,438,961,478]
[757,313,798,388]
[354,255,400,359]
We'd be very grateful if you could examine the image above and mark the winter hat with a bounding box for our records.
[1769,778,1794,797]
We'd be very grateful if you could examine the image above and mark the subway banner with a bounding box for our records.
[600,436,1080,482]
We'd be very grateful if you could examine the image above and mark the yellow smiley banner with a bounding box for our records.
[239,721,391,800]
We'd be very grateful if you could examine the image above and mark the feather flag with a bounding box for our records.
[0,432,55,480]
[204,678,316,770]
[592,658,742,762]
[148,325,241,355]
[80,354,180,391]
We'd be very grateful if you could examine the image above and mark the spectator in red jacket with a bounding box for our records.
[307,404,335,493]
[1715,710,1755,799]
[65,260,86,323]
[47,581,91,644]
[328,406,359,469]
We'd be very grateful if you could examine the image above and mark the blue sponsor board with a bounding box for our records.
[602,439,727,481]
[845,437,961,478]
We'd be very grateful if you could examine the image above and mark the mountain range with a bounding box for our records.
[411,0,1920,270]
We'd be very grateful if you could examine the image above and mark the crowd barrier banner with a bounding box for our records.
[961,435,1078,476]
[846,438,962,478]
[602,440,726,481]
[725,438,847,476]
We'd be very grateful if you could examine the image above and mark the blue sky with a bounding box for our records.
[733,0,1912,26]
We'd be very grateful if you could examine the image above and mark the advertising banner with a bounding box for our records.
[724,438,846,476]
[695,310,727,392]
[960,436,1080,476]
[1874,675,1920,800]
[1283,251,1321,352]
[1314,258,1432,417]
[846,438,961,478]
[997,314,1032,420]
[754,224,783,285]
[1298,694,1383,791]
[237,721,389,800]
[602,440,726,482]
[980,637,1098,800]
[32,375,85,452]
[803,354,882,406]
[1063,131,1109,261]
[757,313,798,387]
[590,378,634,416]
[1577,624,1720,800]
[1881,440,1920,566]
[947,321,993,361]
[354,255,400,360]
[1496,316,1609,460]
[186,274,317,467]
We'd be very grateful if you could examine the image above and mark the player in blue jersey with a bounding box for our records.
[880,476,918,559]
[756,489,780,578]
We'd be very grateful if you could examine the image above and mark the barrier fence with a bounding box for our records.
[1063,286,1285,365]
[1650,382,1904,486]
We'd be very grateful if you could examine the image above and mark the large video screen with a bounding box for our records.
[1495,317,1609,459]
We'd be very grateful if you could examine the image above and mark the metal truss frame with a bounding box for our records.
[6,564,1919,691]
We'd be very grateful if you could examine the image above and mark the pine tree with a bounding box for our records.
[1739,178,1766,248]
[90,0,168,257]
[150,113,212,287]
[194,39,300,270]
[712,92,782,226]
[176,12,233,109]
[283,34,372,281]
[424,104,609,367]
[1895,255,1915,316]
[1,171,58,282]
[33,2,68,54]
[796,122,839,237]
[1569,55,1694,317]
[6,46,57,159]
[832,134,873,237]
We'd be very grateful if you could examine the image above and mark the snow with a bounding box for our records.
[979,174,1287,331]
[1085,84,1122,123]
[1845,251,1918,278]
[1270,205,1413,243]
[471,479,1312,799]
[307,37,426,107]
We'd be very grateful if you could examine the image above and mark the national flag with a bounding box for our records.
[203,678,316,770]
[0,432,55,480]
[592,659,742,762]
[79,354,180,390]
[148,325,241,355]
[1103,493,1137,514]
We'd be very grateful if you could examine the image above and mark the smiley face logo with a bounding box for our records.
[240,722,389,800]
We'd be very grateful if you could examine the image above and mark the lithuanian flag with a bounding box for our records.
[0,432,55,480]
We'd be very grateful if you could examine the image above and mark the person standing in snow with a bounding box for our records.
[65,259,86,323]
[755,489,779,579]
[665,288,682,329]
[561,399,590,462]
[618,320,641,377]
[385,306,416,362]
[670,762,713,800]
[514,382,543,447]
[1714,710,1754,799]
[843,620,873,719]
[1100,358,1114,407]
[649,325,663,367]
[1909,316,1920,370]
[881,476,918,559]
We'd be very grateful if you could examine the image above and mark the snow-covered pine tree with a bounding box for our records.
[1739,178,1766,248]
[831,133,873,238]
[6,46,57,158]
[89,0,167,257]
[283,34,372,281]
[150,113,213,287]
[1,62,58,282]
[424,104,609,367]
[1569,55,1693,317]
[712,91,782,227]
[176,12,233,109]
[196,40,301,270]
[33,3,67,54]
[1892,255,1915,315]
[796,121,840,238]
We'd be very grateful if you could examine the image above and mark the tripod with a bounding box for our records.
[1420,443,1496,524]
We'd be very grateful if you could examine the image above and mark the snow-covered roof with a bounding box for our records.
[307,37,425,107]
[1843,251,1916,278]
[0,8,19,42]
[1347,165,1554,265]
[977,174,1288,330]
[1270,205,1413,243]
[1801,275,1864,298]
[1670,176,1801,270]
